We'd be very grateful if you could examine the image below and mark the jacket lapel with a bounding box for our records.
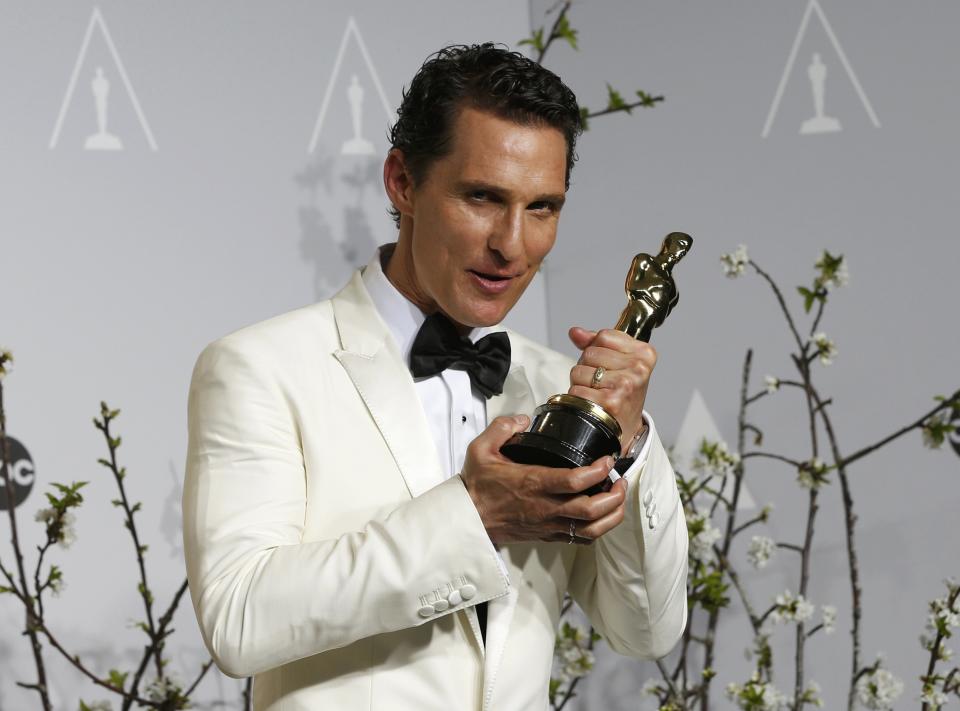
[331,272,444,499]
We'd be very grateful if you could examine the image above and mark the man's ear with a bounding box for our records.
[383,148,416,218]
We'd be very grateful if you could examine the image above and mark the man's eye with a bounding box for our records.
[529,201,555,213]
[470,191,490,201]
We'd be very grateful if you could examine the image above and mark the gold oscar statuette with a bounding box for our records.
[500,232,692,493]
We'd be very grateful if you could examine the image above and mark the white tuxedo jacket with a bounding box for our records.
[182,270,688,711]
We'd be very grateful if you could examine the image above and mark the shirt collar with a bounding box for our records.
[361,243,500,365]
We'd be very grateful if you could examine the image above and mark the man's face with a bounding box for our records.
[404,107,568,329]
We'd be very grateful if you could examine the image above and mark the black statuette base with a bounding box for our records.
[500,400,620,496]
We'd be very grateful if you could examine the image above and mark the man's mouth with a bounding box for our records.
[467,269,519,294]
[468,269,514,282]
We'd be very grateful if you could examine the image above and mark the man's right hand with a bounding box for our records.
[460,415,628,546]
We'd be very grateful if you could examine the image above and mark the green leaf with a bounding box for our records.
[797,286,816,313]
[110,437,122,449]
[97,458,112,468]
[635,89,657,107]
[517,28,545,54]
[0,585,15,594]
[606,83,629,113]
[555,14,579,50]
[108,668,128,689]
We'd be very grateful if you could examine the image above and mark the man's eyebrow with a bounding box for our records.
[456,180,566,206]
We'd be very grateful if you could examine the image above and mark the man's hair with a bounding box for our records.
[386,42,583,228]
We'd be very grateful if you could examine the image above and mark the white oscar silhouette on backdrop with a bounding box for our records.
[84,66,123,150]
[761,0,879,138]
[800,52,842,135]
[341,75,374,156]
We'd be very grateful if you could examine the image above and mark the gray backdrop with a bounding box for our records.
[1,1,957,709]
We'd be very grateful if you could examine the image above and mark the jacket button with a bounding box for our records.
[418,604,436,618]
[447,590,463,607]
[642,490,653,506]
[460,584,477,600]
[648,512,661,529]
[433,598,450,612]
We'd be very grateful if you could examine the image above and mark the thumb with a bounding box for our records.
[568,326,597,351]
[481,415,531,452]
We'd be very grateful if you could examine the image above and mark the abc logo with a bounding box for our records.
[0,436,35,511]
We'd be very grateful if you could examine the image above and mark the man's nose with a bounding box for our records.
[488,206,525,262]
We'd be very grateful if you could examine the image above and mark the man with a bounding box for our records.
[182,44,687,710]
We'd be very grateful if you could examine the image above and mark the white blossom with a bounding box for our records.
[797,458,829,490]
[721,244,750,278]
[821,605,837,634]
[771,590,815,625]
[49,576,65,597]
[726,671,789,710]
[693,439,740,478]
[812,332,837,366]
[145,676,183,704]
[552,623,595,688]
[921,687,949,707]
[799,680,824,708]
[855,666,903,710]
[34,508,77,549]
[688,514,722,564]
[764,376,780,394]
[747,536,776,570]
[641,678,662,697]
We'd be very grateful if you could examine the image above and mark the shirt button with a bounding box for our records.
[418,604,436,618]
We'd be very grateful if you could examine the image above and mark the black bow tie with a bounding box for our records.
[409,313,511,398]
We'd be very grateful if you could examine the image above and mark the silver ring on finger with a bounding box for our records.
[590,365,605,388]
[568,520,576,545]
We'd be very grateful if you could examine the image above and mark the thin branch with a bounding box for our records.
[749,261,806,353]
[741,451,803,468]
[777,543,804,554]
[840,390,960,469]
[535,1,572,64]
[183,659,216,698]
[585,96,665,120]
[809,296,827,338]
[731,513,768,538]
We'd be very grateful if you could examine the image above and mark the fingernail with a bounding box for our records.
[606,457,616,469]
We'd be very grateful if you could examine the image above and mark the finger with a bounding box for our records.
[567,326,597,350]
[556,486,625,522]
[569,364,626,390]
[475,414,530,455]
[575,500,627,540]
[537,456,615,495]
[576,345,633,369]
[592,329,659,364]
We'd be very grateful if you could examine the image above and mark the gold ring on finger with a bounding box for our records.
[590,366,605,388]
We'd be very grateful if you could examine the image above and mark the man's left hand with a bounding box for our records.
[568,326,657,456]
